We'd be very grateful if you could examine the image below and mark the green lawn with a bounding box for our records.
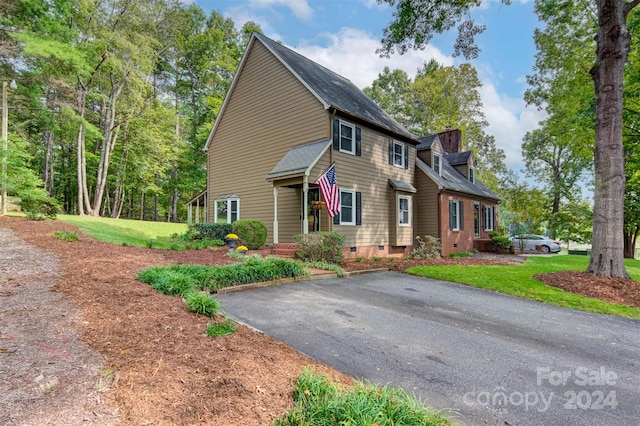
[58,214,188,248]
[407,255,640,320]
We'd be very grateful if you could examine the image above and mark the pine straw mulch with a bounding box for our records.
[1,215,638,425]
[0,216,351,425]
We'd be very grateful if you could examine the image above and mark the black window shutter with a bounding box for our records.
[356,192,362,225]
[449,200,454,230]
[404,145,409,169]
[460,201,464,230]
[388,140,393,164]
[333,212,340,225]
[355,127,361,156]
[493,206,497,230]
[333,119,340,150]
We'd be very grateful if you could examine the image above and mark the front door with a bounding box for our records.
[306,188,321,233]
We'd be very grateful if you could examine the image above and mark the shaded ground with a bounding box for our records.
[1,215,638,425]
[0,217,349,425]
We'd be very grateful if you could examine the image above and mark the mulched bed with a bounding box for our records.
[2,214,638,425]
[534,270,640,309]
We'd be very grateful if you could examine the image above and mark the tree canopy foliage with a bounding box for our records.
[364,60,506,190]
[380,0,640,278]
[1,0,261,221]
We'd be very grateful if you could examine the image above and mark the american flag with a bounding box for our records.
[317,163,339,217]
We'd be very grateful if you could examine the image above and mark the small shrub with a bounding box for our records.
[372,256,381,261]
[53,230,79,242]
[194,223,232,241]
[410,235,441,259]
[20,189,59,220]
[449,251,470,259]
[145,240,154,249]
[25,211,46,221]
[232,219,267,250]
[491,235,513,254]
[304,260,346,277]
[355,256,363,262]
[206,319,236,337]
[185,292,220,317]
[294,231,345,263]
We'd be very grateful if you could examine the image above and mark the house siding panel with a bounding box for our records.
[207,40,328,242]
[322,124,415,249]
[414,169,439,239]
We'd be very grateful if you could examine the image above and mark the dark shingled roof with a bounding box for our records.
[416,158,499,201]
[445,151,472,166]
[416,134,438,150]
[255,33,419,144]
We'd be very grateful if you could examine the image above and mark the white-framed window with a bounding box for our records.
[398,195,411,226]
[483,205,494,231]
[392,140,405,168]
[339,189,356,225]
[469,167,475,183]
[433,153,441,175]
[339,120,355,155]
[214,197,239,224]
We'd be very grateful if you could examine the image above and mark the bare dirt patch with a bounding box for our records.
[0,217,349,425]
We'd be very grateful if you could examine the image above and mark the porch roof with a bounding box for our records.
[388,178,417,193]
[266,138,331,181]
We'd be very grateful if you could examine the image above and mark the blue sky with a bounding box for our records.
[194,0,546,171]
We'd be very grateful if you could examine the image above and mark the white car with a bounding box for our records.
[510,235,562,254]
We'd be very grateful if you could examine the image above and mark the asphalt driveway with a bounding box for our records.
[218,271,640,425]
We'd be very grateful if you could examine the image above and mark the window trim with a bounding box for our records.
[398,195,411,226]
[338,120,356,155]
[450,199,460,231]
[474,201,480,238]
[483,205,495,231]
[469,167,475,183]
[391,140,405,168]
[214,196,240,224]
[339,188,356,225]
[433,153,441,175]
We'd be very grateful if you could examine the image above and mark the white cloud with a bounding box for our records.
[251,0,314,20]
[293,27,452,90]
[479,83,546,169]
[286,28,545,170]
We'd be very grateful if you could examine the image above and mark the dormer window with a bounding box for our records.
[469,167,475,183]
[433,153,441,175]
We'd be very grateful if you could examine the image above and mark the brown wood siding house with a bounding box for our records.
[203,33,499,258]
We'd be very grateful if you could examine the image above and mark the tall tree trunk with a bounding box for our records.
[170,167,178,222]
[93,76,124,217]
[623,227,639,258]
[587,0,635,278]
[43,129,55,196]
[140,191,145,221]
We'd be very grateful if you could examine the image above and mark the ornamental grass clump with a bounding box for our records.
[274,369,451,426]
[184,292,220,317]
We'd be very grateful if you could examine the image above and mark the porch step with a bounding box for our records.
[271,243,297,258]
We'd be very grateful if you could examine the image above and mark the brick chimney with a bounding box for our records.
[437,128,462,154]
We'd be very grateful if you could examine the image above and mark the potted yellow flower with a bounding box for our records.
[225,233,239,248]
[235,245,248,255]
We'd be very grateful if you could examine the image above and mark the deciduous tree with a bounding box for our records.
[379,0,640,277]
